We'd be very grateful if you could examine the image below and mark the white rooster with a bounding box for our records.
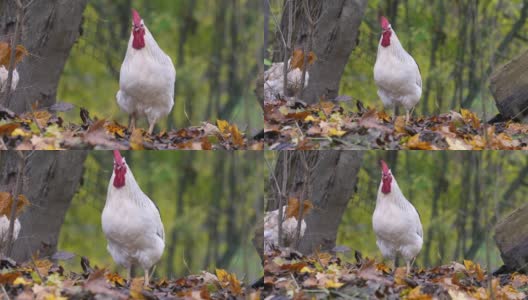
[372,160,423,274]
[374,16,422,123]
[102,150,165,286]
[264,198,312,252]
[117,9,176,135]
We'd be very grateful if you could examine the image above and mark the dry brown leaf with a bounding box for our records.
[105,122,126,138]
[130,128,144,150]
[230,124,244,147]
[290,49,317,70]
[0,42,28,67]
[407,134,435,150]
[0,123,20,136]
[285,197,313,219]
[461,109,481,129]
[407,286,433,300]
[394,116,407,134]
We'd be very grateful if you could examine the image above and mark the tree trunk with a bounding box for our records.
[489,50,528,122]
[269,151,363,254]
[0,0,89,113]
[0,151,88,262]
[494,203,528,273]
[274,0,367,103]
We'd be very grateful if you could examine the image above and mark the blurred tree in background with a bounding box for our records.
[59,151,264,282]
[58,0,262,133]
[265,151,528,271]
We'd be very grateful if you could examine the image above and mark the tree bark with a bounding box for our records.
[489,50,528,122]
[494,202,528,273]
[0,151,88,262]
[274,0,367,103]
[0,0,89,113]
[268,151,363,254]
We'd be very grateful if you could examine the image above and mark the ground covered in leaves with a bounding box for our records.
[264,99,528,150]
[263,248,527,299]
[0,255,260,299]
[0,104,263,150]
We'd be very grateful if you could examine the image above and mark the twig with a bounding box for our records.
[5,151,25,256]
[282,0,294,96]
[1,284,10,300]
[1,1,24,107]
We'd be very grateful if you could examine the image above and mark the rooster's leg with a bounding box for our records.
[127,266,133,284]
[144,269,150,287]
[147,122,155,135]
[128,113,137,132]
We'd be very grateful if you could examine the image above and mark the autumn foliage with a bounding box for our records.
[0,256,260,299]
[0,105,262,150]
[264,99,528,150]
[263,248,527,299]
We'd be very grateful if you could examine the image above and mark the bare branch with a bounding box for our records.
[5,151,26,256]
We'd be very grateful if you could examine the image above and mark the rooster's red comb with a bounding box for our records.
[380,16,390,30]
[132,9,142,26]
[113,150,124,164]
[380,160,390,174]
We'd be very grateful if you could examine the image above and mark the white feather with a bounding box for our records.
[372,171,423,265]
[117,23,175,128]
[0,216,20,249]
[102,159,165,271]
[0,67,19,93]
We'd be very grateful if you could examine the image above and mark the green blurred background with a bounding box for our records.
[58,0,262,134]
[58,151,264,282]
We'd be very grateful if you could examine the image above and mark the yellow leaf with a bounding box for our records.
[406,134,435,150]
[408,286,432,300]
[32,110,51,128]
[11,128,31,138]
[394,116,406,134]
[461,109,481,129]
[105,122,126,138]
[130,128,144,150]
[215,268,229,284]
[230,124,244,147]
[215,269,241,296]
[304,115,316,122]
[129,277,145,300]
[300,266,314,273]
[394,267,407,285]
[0,123,20,136]
[13,276,31,285]
[216,120,230,134]
[324,280,344,289]
[327,128,346,137]
[376,262,391,274]
[105,272,125,287]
